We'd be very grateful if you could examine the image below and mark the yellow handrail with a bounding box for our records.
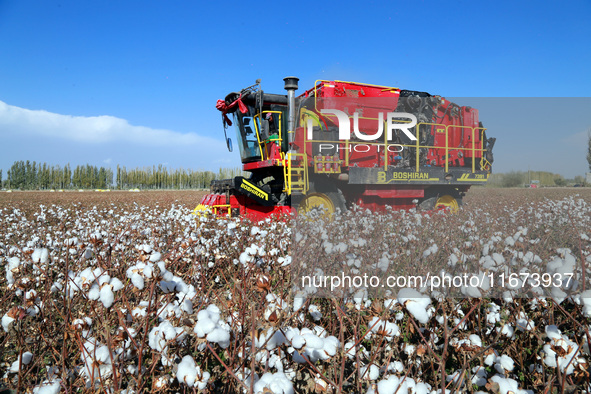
[303,122,489,174]
[254,111,283,161]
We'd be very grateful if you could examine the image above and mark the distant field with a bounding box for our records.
[0,190,208,213]
[1,186,589,211]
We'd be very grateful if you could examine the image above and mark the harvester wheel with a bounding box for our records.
[434,194,461,213]
[419,190,462,213]
[297,181,346,216]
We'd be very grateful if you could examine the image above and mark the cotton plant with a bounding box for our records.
[283,326,339,363]
[252,372,294,394]
[397,288,432,324]
[541,325,584,375]
[193,304,231,349]
[176,355,210,389]
[148,320,186,366]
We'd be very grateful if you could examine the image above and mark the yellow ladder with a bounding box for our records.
[284,153,308,195]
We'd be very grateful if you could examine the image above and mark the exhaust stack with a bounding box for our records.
[283,77,299,151]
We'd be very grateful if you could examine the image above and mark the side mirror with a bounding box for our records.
[226,138,233,152]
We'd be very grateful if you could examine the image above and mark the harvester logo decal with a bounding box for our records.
[235,177,273,206]
[377,171,440,184]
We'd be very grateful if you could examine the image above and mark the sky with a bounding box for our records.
[0,0,590,179]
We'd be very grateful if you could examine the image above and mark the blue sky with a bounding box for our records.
[0,0,590,178]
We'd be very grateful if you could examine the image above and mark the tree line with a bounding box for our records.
[0,161,244,190]
[487,170,587,188]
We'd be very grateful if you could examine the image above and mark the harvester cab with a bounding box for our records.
[196,77,495,220]
[195,78,297,220]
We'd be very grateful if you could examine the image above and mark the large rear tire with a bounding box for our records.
[418,189,462,213]
[297,180,346,216]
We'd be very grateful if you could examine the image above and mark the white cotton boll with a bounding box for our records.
[177,355,197,387]
[403,343,415,355]
[541,333,580,375]
[2,314,16,332]
[398,288,431,324]
[149,252,161,262]
[95,345,111,363]
[50,281,62,292]
[388,361,404,373]
[335,242,347,252]
[207,327,231,348]
[39,248,49,263]
[461,285,481,298]
[484,351,498,366]
[492,253,504,265]
[88,284,100,300]
[131,273,144,290]
[162,271,174,282]
[239,252,253,265]
[253,372,294,394]
[495,354,515,373]
[8,256,20,270]
[9,352,34,372]
[21,351,33,364]
[32,248,42,263]
[181,299,193,314]
[143,265,154,278]
[195,369,210,390]
[291,334,305,349]
[82,249,93,260]
[132,306,147,318]
[100,285,115,308]
[194,317,215,337]
[448,253,459,266]
[322,336,339,357]
[302,334,324,349]
[33,380,61,394]
[293,295,305,312]
[110,278,124,291]
[369,317,400,338]
[369,375,415,394]
[550,286,567,304]
[471,366,487,387]
[360,364,380,380]
[545,325,562,340]
[490,375,529,394]
[308,305,322,321]
[94,269,108,284]
[469,334,482,347]
[500,324,515,338]
[25,289,37,300]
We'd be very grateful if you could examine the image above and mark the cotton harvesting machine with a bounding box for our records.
[196,77,495,220]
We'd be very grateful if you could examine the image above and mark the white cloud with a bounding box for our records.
[0,100,223,147]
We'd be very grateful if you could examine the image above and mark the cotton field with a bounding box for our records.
[1,188,591,393]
